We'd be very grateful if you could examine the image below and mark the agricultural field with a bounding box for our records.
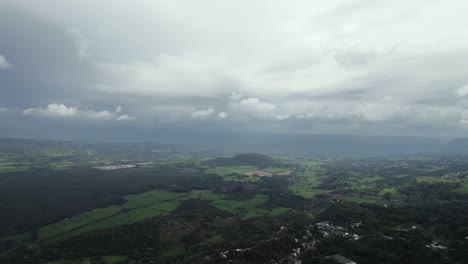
[0,162,29,173]
[289,185,327,199]
[288,168,326,199]
[11,189,291,244]
[1,142,468,264]
[379,188,398,195]
[454,183,468,193]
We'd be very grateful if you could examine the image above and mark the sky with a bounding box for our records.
[1,0,468,140]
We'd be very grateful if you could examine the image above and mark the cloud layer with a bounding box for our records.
[2,1,468,139]
[0,54,11,69]
[23,104,134,121]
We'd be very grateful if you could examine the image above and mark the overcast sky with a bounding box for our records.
[1,0,468,140]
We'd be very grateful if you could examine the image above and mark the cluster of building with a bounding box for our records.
[215,221,362,263]
[316,221,361,240]
[94,164,136,170]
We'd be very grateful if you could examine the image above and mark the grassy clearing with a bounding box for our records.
[128,208,164,222]
[37,206,123,240]
[296,171,320,185]
[209,194,290,219]
[36,191,186,241]
[29,189,289,243]
[454,183,468,193]
[379,188,398,196]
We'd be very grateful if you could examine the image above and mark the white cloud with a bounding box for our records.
[276,114,290,120]
[22,103,133,121]
[229,92,243,101]
[217,112,228,118]
[191,108,215,119]
[115,105,122,113]
[239,98,277,112]
[456,83,468,97]
[459,109,468,129]
[116,114,135,121]
[0,54,12,69]
[0,107,10,112]
[24,104,78,117]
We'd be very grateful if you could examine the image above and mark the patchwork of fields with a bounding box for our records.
[10,189,290,244]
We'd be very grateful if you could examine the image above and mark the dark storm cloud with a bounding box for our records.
[0,6,96,108]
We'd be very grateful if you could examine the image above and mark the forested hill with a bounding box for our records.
[204,153,283,167]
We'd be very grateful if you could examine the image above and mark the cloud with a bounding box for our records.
[459,109,468,129]
[229,92,243,101]
[22,103,133,121]
[217,112,228,118]
[115,105,122,113]
[456,83,468,97]
[23,104,78,117]
[115,114,135,121]
[66,27,91,60]
[239,98,277,112]
[276,114,290,120]
[0,107,10,112]
[0,54,11,69]
[191,108,215,119]
[3,1,468,138]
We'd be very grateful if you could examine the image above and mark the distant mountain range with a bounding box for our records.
[1,134,468,155]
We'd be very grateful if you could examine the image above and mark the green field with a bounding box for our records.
[454,183,468,193]
[0,162,29,173]
[25,189,290,243]
[35,191,190,242]
[379,188,398,196]
[210,194,291,219]
[296,170,319,185]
